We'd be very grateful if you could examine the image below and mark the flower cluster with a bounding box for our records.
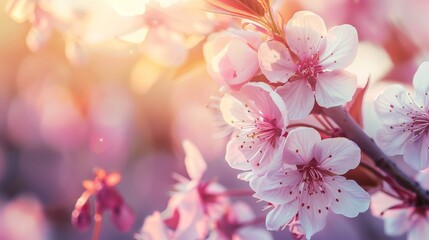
[204,8,371,239]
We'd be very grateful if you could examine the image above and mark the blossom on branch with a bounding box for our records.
[371,169,429,240]
[375,61,429,170]
[203,29,262,91]
[220,82,288,175]
[258,11,358,119]
[250,127,370,239]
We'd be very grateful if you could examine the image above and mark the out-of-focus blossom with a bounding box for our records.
[5,0,143,63]
[208,201,272,240]
[0,195,51,240]
[137,140,229,239]
[375,61,429,170]
[220,82,288,175]
[251,127,369,239]
[72,168,135,232]
[371,169,429,240]
[203,29,262,90]
[258,11,358,118]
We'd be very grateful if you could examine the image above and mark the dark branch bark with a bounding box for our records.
[323,106,429,206]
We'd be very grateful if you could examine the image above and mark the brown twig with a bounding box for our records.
[323,106,429,206]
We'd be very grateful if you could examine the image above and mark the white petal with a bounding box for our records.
[183,140,207,180]
[413,61,429,97]
[235,227,273,240]
[324,176,370,218]
[225,136,253,171]
[258,41,296,83]
[276,80,314,120]
[403,134,429,170]
[266,201,299,231]
[319,25,358,70]
[416,169,429,189]
[384,209,413,236]
[250,170,301,204]
[408,217,429,240]
[370,191,402,217]
[315,138,361,175]
[376,125,410,156]
[298,190,331,239]
[374,84,411,125]
[138,211,170,240]
[285,11,326,60]
[284,127,320,165]
[224,38,260,85]
[315,70,357,108]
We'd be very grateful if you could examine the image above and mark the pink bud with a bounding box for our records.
[111,204,135,232]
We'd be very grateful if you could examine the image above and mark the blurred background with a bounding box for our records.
[0,0,428,239]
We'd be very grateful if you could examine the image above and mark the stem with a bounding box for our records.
[323,106,429,206]
[92,213,102,240]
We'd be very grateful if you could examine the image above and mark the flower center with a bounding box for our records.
[298,159,326,195]
[297,54,323,82]
[409,111,429,141]
[389,101,429,142]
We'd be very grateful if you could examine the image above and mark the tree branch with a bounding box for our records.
[323,106,429,206]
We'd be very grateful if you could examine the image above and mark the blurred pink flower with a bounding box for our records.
[258,11,358,118]
[220,82,288,175]
[0,195,51,240]
[137,140,229,239]
[371,169,429,240]
[209,201,272,240]
[250,127,369,239]
[375,61,429,170]
[72,168,135,232]
[203,29,262,90]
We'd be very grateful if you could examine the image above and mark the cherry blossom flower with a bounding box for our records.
[208,201,272,240]
[375,61,429,170]
[137,140,229,239]
[220,82,288,175]
[371,169,429,240]
[250,127,370,239]
[203,29,262,90]
[258,11,358,119]
[71,168,135,232]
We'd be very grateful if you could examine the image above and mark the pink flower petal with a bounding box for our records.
[404,135,429,170]
[324,176,370,218]
[319,25,358,70]
[375,125,410,156]
[374,84,410,125]
[413,61,429,99]
[384,209,413,236]
[315,138,360,175]
[408,217,429,240]
[183,140,207,180]
[298,192,330,239]
[258,40,295,83]
[266,201,299,231]
[284,127,321,165]
[250,170,301,204]
[285,11,327,60]
[315,70,357,107]
[276,79,314,120]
